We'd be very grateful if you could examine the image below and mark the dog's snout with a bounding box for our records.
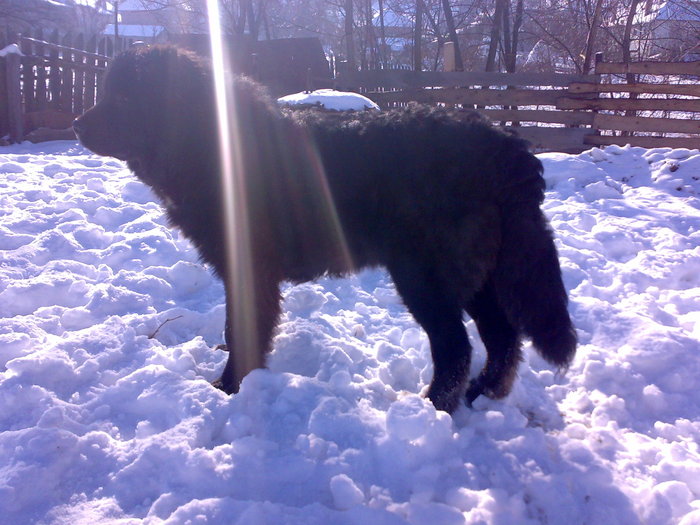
[72,118,85,136]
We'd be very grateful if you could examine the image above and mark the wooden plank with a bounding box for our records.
[84,36,97,110]
[558,97,700,112]
[338,69,596,90]
[24,109,76,130]
[0,57,8,136]
[596,61,700,76]
[480,108,594,126]
[73,65,85,113]
[584,134,700,149]
[21,55,107,74]
[369,87,571,107]
[21,36,109,62]
[569,81,700,97]
[6,53,23,142]
[48,30,61,111]
[593,113,700,134]
[60,34,74,113]
[20,38,36,114]
[35,36,47,111]
[505,126,591,153]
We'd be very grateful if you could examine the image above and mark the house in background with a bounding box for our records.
[635,0,700,60]
[0,0,110,37]
[103,0,202,51]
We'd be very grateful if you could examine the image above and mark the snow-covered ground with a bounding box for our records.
[1,141,699,525]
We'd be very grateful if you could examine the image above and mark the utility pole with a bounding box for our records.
[114,0,120,56]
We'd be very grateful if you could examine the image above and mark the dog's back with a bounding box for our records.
[281,105,542,266]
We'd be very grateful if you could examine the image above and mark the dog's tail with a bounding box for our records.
[493,148,577,368]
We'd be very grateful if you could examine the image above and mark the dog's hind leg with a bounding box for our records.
[387,261,471,413]
[463,282,522,405]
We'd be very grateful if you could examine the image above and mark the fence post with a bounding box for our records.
[49,29,61,112]
[61,33,74,113]
[20,35,35,115]
[35,29,48,111]
[85,35,97,110]
[73,33,85,115]
[588,52,604,141]
[443,42,456,72]
[6,51,23,143]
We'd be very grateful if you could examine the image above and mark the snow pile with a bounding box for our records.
[1,141,699,524]
[277,89,381,111]
[0,44,21,57]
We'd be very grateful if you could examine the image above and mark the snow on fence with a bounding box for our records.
[336,56,700,153]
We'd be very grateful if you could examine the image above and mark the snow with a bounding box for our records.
[277,90,381,111]
[0,44,22,57]
[1,140,699,524]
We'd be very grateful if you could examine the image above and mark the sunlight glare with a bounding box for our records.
[206,0,262,384]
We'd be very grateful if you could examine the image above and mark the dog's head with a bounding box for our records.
[74,46,210,162]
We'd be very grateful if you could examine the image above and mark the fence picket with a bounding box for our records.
[49,30,62,110]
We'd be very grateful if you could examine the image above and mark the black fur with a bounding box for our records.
[74,46,576,413]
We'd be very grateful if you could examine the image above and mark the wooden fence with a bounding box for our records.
[336,57,700,152]
[3,33,700,152]
[1,32,111,142]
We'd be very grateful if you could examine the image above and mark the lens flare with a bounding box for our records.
[205,0,354,390]
[296,128,354,272]
[206,0,261,385]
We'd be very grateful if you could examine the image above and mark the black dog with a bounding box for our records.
[74,46,576,413]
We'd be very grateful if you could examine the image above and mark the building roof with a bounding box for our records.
[636,0,700,24]
[103,23,165,38]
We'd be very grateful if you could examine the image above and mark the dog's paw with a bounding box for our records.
[211,377,238,395]
[465,376,513,407]
[427,386,463,414]
[465,378,485,407]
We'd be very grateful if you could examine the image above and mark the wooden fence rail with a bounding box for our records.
[3,34,700,152]
[337,58,700,153]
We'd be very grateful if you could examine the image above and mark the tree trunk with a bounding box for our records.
[485,0,505,71]
[441,0,464,70]
[345,0,356,69]
[366,0,379,69]
[416,0,444,70]
[622,0,641,68]
[507,0,523,73]
[414,0,423,71]
[378,0,387,67]
[582,0,604,74]
[502,0,512,70]
[622,0,642,130]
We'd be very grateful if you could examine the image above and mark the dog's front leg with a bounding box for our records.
[213,275,282,394]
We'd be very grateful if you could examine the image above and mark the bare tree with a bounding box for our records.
[501,0,523,72]
[441,0,463,70]
[344,0,357,68]
[485,0,505,71]
[378,0,388,66]
[414,0,423,69]
[0,0,81,34]
[582,0,604,73]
